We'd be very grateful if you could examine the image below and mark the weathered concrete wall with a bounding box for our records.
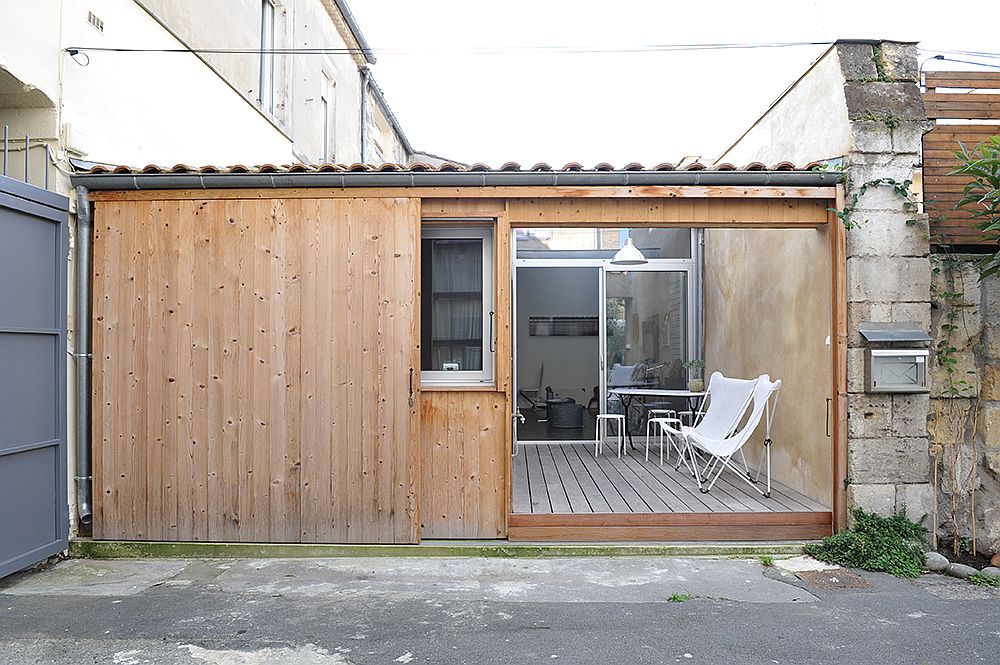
[717,46,851,165]
[704,228,833,506]
[839,42,934,521]
[929,256,1000,553]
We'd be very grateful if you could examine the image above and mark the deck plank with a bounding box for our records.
[524,445,552,514]
[556,445,613,513]
[511,445,531,514]
[510,443,831,516]
[564,445,632,513]
[537,446,573,514]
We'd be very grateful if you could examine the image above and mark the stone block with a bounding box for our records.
[895,482,934,520]
[929,398,972,445]
[852,184,916,212]
[929,351,979,398]
[984,323,1000,359]
[850,121,892,154]
[837,43,877,81]
[981,567,1000,579]
[849,437,930,484]
[848,348,866,393]
[846,152,921,184]
[892,393,930,437]
[849,393,893,437]
[931,256,982,308]
[847,483,895,517]
[847,256,931,303]
[978,404,1000,449]
[844,82,926,122]
[891,121,933,154]
[930,304,982,353]
[984,274,1000,320]
[982,365,1000,401]
[891,303,932,333]
[986,450,1000,475]
[878,42,920,82]
[845,209,929,258]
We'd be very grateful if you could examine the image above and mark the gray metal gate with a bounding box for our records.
[0,174,68,578]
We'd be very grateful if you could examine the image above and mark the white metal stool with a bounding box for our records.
[645,416,683,465]
[595,413,626,458]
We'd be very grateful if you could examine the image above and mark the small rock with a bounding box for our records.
[991,552,1000,567]
[980,567,1000,579]
[946,563,978,580]
[925,551,949,572]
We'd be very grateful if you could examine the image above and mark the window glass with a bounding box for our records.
[421,227,494,384]
[515,227,691,259]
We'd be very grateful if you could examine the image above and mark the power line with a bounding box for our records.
[64,41,832,58]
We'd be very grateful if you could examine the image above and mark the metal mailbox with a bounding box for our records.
[865,349,929,393]
[859,322,932,394]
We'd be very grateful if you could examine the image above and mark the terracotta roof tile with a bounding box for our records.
[74,160,833,176]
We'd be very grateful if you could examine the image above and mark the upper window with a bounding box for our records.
[421,226,495,386]
[515,227,692,260]
[258,0,276,114]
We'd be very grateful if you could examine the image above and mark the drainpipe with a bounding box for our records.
[359,68,370,163]
[74,186,93,527]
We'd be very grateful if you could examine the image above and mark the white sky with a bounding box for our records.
[348,0,999,166]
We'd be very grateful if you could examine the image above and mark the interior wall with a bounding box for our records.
[704,227,833,506]
[515,267,600,404]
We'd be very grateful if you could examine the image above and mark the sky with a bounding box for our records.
[348,0,1000,167]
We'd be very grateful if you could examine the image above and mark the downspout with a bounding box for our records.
[74,186,93,527]
[359,68,370,163]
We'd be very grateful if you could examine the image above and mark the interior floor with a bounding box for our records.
[512,442,829,514]
[516,408,597,441]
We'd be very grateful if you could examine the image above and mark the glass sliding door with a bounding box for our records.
[604,270,689,432]
[514,266,601,442]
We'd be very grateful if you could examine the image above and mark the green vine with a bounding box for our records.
[828,177,919,230]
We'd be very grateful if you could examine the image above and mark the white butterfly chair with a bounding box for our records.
[660,372,759,476]
[685,375,781,498]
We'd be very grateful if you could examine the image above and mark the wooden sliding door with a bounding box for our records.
[92,196,420,543]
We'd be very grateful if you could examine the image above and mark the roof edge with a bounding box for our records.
[331,0,376,64]
[71,170,842,191]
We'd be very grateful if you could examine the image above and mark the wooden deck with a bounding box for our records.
[509,443,832,541]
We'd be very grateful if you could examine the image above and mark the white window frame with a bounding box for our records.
[259,0,276,114]
[421,225,495,387]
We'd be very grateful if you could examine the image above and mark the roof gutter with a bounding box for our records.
[70,170,842,191]
[332,0,376,64]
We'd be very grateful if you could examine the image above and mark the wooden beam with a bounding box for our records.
[830,186,848,532]
[88,185,837,203]
[506,511,833,542]
[925,72,1000,90]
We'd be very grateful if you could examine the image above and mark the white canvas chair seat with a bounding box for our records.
[684,374,781,498]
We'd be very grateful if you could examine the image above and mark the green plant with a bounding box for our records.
[861,109,901,129]
[803,507,928,578]
[830,177,918,230]
[950,136,1000,279]
[682,359,704,370]
[968,573,1000,588]
[758,555,775,567]
[667,592,690,603]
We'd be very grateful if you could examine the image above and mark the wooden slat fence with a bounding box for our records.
[922,71,1000,245]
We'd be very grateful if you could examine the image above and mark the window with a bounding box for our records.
[421,226,495,385]
[258,0,275,114]
[321,71,336,162]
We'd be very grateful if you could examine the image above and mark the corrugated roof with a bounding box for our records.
[75,160,830,175]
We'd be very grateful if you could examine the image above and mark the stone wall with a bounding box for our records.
[840,42,935,522]
[930,256,1000,553]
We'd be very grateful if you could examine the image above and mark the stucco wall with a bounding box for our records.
[704,228,833,506]
[717,47,851,166]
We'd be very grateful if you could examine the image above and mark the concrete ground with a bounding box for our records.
[2,555,999,664]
